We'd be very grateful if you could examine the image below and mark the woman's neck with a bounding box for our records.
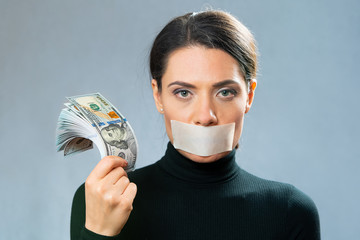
[158,142,239,184]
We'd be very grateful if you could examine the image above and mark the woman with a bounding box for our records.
[71,10,320,240]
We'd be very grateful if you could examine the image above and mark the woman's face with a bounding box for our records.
[152,46,256,163]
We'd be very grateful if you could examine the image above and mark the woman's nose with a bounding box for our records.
[193,97,217,126]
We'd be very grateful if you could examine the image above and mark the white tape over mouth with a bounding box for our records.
[171,120,235,157]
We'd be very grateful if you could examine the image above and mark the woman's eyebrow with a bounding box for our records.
[167,80,240,89]
[167,81,196,89]
[212,79,240,88]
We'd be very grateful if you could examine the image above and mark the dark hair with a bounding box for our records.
[150,10,257,91]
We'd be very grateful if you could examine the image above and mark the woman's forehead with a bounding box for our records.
[163,46,245,87]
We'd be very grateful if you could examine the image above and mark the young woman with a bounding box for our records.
[71,10,320,240]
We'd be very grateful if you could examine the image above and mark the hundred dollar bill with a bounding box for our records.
[56,93,138,172]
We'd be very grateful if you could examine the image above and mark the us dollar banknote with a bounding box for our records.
[56,93,138,172]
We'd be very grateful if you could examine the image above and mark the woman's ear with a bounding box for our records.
[151,79,164,113]
[245,79,257,114]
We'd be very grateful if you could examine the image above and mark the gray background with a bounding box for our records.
[0,0,359,239]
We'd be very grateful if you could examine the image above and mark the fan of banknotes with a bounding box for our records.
[56,93,138,172]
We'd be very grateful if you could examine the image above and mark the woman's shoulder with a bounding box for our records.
[238,168,312,199]
[72,182,85,205]
[238,168,320,238]
[236,168,319,218]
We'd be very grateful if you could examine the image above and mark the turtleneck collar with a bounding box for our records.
[158,142,239,184]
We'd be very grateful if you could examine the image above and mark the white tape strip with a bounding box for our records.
[171,120,235,157]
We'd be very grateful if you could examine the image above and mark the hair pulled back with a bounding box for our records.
[150,10,257,91]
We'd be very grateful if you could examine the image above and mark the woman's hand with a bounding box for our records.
[84,156,137,236]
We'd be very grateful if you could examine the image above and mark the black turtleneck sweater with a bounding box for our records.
[71,142,320,240]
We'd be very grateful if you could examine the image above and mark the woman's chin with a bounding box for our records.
[177,149,231,163]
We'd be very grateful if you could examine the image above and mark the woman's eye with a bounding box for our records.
[218,89,237,98]
[174,89,191,99]
[220,90,231,96]
[180,90,189,97]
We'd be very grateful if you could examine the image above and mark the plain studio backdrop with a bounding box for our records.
[0,0,359,239]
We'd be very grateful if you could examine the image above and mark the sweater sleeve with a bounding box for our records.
[284,186,321,240]
[70,183,119,240]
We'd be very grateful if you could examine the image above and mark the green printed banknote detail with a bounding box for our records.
[56,93,138,172]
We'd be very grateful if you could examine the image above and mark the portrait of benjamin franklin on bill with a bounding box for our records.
[100,124,128,149]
